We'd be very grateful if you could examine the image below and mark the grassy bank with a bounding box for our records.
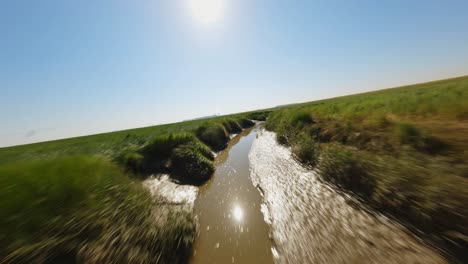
[265,76,468,260]
[0,112,264,263]
[0,114,260,166]
[116,116,257,184]
[0,156,196,263]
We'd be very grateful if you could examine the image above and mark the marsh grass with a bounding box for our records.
[291,133,319,167]
[247,110,271,121]
[114,117,260,184]
[397,123,448,154]
[0,156,196,263]
[237,118,255,128]
[195,123,230,151]
[265,76,468,260]
[0,112,266,166]
[0,112,264,262]
[171,145,215,183]
[222,118,242,134]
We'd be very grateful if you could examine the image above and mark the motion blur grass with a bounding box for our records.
[0,112,266,263]
[0,156,196,263]
[265,76,468,260]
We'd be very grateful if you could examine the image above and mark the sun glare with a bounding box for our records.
[188,0,225,25]
[233,205,243,222]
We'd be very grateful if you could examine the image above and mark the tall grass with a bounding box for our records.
[0,111,266,262]
[265,76,468,260]
[195,123,229,151]
[0,156,196,263]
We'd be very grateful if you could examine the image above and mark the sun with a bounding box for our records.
[188,0,225,25]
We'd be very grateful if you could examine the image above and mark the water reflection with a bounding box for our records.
[190,127,274,264]
[232,205,243,222]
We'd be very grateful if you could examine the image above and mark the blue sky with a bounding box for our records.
[1,0,468,147]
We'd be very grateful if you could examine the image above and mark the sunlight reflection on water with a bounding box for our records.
[232,205,243,222]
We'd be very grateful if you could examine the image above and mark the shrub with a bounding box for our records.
[195,124,229,151]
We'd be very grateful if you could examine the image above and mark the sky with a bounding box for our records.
[1,0,468,147]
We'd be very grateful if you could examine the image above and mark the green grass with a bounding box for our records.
[237,118,255,129]
[0,156,196,263]
[195,123,230,151]
[0,111,268,263]
[0,112,267,166]
[265,75,468,260]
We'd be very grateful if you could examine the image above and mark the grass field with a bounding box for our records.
[0,111,266,263]
[0,112,265,165]
[265,75,468,260]
[1,75,467,262]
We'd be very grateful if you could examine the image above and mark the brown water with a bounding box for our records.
[249,129,447,264]
[190,127,275,264]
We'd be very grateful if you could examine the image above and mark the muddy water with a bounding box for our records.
[249,129,446,264]
[190,127,274,264]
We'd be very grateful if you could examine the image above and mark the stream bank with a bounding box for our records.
[249,129,446,264]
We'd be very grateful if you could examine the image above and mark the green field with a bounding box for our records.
[1,75,467,262]
[265,75,468,260]
[0,111,267,263]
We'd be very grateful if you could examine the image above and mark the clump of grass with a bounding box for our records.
[222,119,242,134]
[116,133,216,184]
[115,116,255,183]
[291,134,319,167]
[171,144,215,183]
[195,123,229,151]
[290,110,314,126]
[237,118,255,129]
[319,144,376,197]
[142,133,195,159]
[116,149,144,173]
[0,156,196,263]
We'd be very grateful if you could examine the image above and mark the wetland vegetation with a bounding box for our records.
[265,76,468,260]
[1,76,467,263]
[0,113,262,263]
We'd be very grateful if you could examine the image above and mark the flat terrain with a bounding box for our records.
[1,75,466,262]
[265,75,468,261]
[0,112,265,263]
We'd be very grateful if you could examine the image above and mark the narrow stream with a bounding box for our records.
[189,127,446,264]
[190,127,274,264]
